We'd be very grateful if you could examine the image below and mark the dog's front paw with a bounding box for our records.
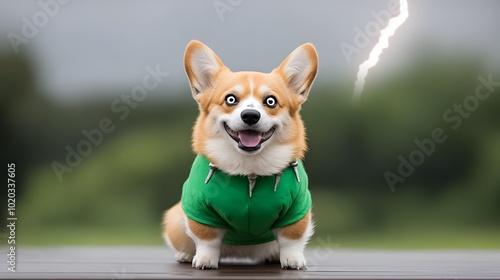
[280,252,307,270]
[192,254,219,269]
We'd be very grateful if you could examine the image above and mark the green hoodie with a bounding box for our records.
[181,155,311,245]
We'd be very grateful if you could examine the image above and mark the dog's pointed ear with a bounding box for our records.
[274,43,318,102]
[184,40,226,101]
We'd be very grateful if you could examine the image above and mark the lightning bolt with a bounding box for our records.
[353,0,409,101]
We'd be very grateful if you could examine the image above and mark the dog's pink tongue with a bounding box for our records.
[238,130,262,147]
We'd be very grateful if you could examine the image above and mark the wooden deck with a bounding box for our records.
[1,247,499,279]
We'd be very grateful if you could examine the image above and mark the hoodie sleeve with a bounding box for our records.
[272,161,312,229]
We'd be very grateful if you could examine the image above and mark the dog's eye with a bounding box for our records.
[264,96,277,108]
[225,94,238,106]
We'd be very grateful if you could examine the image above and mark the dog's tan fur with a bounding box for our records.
[162,202,195,255]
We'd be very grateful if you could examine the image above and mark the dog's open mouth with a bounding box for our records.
[224,123,275,152]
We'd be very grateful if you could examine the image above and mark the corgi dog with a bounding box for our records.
[162,40,318,270]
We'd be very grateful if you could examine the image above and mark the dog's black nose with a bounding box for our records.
[241,109,261,125]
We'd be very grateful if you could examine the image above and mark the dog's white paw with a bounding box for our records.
[175,252,194,263]
[192,254,219,269]
[280,252,307,270]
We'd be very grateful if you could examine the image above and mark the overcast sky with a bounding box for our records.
[0,0,499,103]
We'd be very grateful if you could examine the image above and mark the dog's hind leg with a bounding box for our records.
[162,202,196,263]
